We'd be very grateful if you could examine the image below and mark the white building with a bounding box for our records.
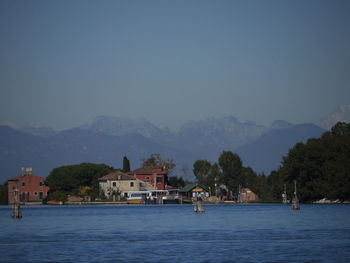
[98,171,155,199]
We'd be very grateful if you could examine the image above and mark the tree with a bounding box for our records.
[46,191,68,203]
[168,176,185,188]
[180,165,190,179]
[241,167,257,188]
[280,122,350,202]
[251,174,270,202]
[331,122,350,136]
[218,151,243,194]
[45,163,114,200]
[193,160,212,185]
[0,184,8,205]
[123,156,131,172]
[207,163,221,196]
[79,186,93,197]
[142,154,176,174]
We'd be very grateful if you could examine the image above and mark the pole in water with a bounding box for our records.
[282,184,288,204]
[12,203,22,219]
[12,187,22,219]
[237,184,242,203]
[291,180,300,210]
[193,191,205,213]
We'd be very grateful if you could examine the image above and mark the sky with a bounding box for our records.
[0,0,349,131]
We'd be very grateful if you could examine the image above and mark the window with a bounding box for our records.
[34,192,38,196]
[20,193,25,202]
[156,176,163,184]
[22,182,26,187]
[39,182,43,186]
[130,182,134,187]
[25,192,30,201]
[112,182,117,187]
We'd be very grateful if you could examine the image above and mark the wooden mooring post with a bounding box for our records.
[193,191,205,213]
[11,187,22,219]
[282,184,288,204]
[291,180,300,210]
[194,198,205,213]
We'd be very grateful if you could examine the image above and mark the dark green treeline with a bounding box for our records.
[193,122,350,202]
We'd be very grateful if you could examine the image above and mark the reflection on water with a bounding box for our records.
[0,204,350,263]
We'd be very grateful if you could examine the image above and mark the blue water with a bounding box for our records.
[0,204,350,263]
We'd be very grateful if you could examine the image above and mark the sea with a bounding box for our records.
[0,204,349,263]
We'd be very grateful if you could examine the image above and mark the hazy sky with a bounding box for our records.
[1,0,349,131]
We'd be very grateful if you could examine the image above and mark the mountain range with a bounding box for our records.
[317,105,350,130]
[1,105,349,183]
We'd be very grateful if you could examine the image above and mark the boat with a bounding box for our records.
[149,190,168,204]
[126,190,169,204]
[162,189,180,204]
[126,191,150,204]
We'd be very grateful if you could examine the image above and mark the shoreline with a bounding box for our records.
[2,201,350,207]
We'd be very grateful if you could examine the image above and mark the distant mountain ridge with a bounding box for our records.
[270,120,294,130]
[318,105,350,130]
[0,125,194,183]
[236,123,325,174]
[3,109,346,183]
[80,116,172,139]
[175,116,267,160]
[0,121,56,137]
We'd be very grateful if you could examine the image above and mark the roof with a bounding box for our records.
[7,174,45,182]
[178,183,209,193]
[128,166,168,176]
[99,171,136,181]
[241,188,256,194]
[68,195,84,202]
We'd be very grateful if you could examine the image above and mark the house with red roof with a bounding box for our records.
[128,166,169,190]
[7,168,49,204]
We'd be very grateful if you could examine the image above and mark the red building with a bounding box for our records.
[128,166,169,190]
[7,168,50,204]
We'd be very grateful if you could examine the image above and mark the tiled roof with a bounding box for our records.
[7,174,44,181]
[128,166,168,175]
[99,171,136,181]
[178,183,209,193]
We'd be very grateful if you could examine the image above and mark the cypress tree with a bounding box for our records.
[123,156,130,172]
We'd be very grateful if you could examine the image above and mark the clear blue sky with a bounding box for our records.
[1,0,349,131]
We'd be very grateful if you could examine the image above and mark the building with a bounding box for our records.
[7,168,50,204]
[65,195,91,204]
[99,170,155,199]
[128,166,169,190]
[239,188,259,203]
[178,183,209,203]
